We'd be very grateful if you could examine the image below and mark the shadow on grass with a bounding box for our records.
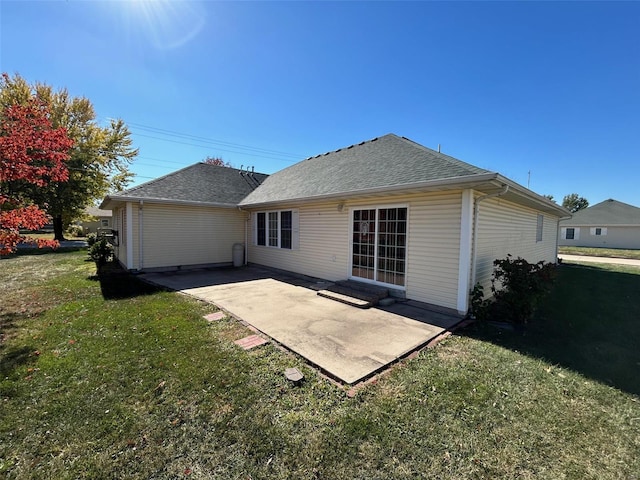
[461,263,640,396]
[89,262,166,300]
[0,345,36,378]
[10,246,87,257]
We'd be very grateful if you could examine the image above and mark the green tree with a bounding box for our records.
[562,193,589,213]
[0,73,138,240]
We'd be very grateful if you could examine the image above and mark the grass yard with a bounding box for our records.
[1,252,639,479]
[558,245,640,260]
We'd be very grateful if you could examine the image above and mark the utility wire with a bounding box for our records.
[126,121,304,159]
[131,132,301,163]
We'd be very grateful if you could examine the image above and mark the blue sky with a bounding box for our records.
[2,1,639,206]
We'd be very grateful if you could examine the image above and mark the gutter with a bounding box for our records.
[470,185,509,287]
[101,196,239,210]
[239,172,501,209]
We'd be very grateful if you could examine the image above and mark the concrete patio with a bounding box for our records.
[141,266,462,384]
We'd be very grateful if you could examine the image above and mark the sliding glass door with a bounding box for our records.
[352,207,407,287]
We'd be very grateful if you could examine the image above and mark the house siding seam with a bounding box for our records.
[474,196,559,292]
[138,204,245,269]
[246,191,463,311]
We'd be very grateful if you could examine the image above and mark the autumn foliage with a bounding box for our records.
[0,98,73,254]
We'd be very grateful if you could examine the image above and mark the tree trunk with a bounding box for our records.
[53,215,66,241]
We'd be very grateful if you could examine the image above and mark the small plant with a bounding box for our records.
[86,233,97,247]
[473,255,557,324]
[470,283,491,321]
[88,237,113,270]
[66,225,85,238]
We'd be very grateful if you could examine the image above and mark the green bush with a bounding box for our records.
[66,225,85,237]
[86,233,97,247]
[471,255,557,324]
[88,238,113,269]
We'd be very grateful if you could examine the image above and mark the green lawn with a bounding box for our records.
[558,245,640,260]
[1,252,639,479]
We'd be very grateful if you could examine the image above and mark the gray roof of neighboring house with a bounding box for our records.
[560,199,640,226]
[85,207,112,217]
[240,134,493,206]
[102,163,268,207]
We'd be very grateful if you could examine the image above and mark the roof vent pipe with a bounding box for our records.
[438,144,441,153]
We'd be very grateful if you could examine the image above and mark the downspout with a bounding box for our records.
[239,207,249,266]
[470,185,509,287]
[555,214,573,261]
[138,200,144,271]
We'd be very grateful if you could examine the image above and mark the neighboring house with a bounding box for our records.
[559,199,640,249]
[101,134,568,315]
[81,207,112,234]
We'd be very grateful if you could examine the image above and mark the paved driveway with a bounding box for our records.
[558,254,640,268]
[141,266,461,384]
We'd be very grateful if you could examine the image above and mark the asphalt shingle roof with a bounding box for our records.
[111,163,268,205]
[561,199,640,226]
[240,134,492,205]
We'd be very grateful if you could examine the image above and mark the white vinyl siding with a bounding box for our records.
[246,190,463,311]
[474,196,559,293]
[138,204,245,270]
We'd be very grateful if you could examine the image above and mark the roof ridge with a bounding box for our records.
[118,163,200,196]
[396,135,493,175]
[303,134,387,161]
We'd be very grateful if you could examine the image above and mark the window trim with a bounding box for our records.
[565,227,575,240]
[254,209,296,249]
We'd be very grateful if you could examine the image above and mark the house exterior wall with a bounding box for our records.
[559,225,640,249]
[138,203,245,270]
[81,217,111,234]
[246,190,464,311]
[474,196,559,292]
[111,203,245,271]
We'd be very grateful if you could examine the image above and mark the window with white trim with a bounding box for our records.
[254,210,297,249]
[590,227,607,236]
[101,219,109,227]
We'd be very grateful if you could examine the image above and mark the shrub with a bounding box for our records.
[86,233,97,247]
[471,255,557,324]
[88,238,113,270]
[67,225,85,237]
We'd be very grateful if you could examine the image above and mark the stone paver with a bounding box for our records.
[203,312,225,322]
[234,335,268,350]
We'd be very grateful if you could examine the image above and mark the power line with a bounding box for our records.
[131,132,303,163]
[125,121,305,160]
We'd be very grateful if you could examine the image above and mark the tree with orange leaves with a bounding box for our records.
[0,100,73,254]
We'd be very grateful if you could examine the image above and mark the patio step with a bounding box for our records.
[317,280,389,309]
[317,289,373,308]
